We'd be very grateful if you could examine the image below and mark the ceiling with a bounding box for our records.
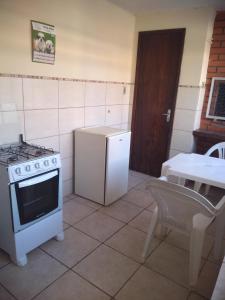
[108,0,225,14]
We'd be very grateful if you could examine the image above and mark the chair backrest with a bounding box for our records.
[148,178,216,232]
[206,142,225,159]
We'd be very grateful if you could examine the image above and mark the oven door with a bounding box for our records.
[10,169,60,232]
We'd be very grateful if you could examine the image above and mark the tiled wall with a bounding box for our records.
[200,11,225,133]
[169,85,205,157]
[0,75,133,196]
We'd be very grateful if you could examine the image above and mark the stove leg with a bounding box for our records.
[55,232,64,241]
[11,254,27,267]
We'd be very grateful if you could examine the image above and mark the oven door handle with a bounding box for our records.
[18,170,58,188]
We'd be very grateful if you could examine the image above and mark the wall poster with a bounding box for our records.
[31,20,55,64]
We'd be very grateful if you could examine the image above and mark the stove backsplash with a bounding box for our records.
[0,74,133,195]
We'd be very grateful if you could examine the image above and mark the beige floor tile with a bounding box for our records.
[63,199,96,225]
[128,175,144,190]
[74,244,139,296]
[121,189,154,208]
[66,194,77,200]
[35,270,110,300]
[63,222,71,230]
[0,249,67,300]
[211,262,225,300]
[74,211,124,242]
[145,242,204,288]
[99,200,143,223]
[133,179,152,192]
[187,292,207,300]
[204,239,225,265]
[129,210,153,233]
[207,219,225,240]
[129,170,151,181]
[195,261,220,299]
[41,227,99,267]
[0,285,15,300]
[146,201,157,212]
[116,266,188,300]
[0,249,10,269]
[63,195,72,203]
[105,225,160,263]
[165,230,214,258]
[73,195,102,209]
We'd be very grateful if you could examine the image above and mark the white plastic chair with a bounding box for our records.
[142,176,225,286]
[194,142,225,194]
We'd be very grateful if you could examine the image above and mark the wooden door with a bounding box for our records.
[130,28,185,177]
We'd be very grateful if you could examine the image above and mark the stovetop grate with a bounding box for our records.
[0,142,55,165]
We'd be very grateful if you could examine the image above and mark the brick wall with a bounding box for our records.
[200,11,225,133]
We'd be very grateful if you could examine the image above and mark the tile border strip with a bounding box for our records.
[0,74,204,88]
[0,73,134,85]
[178,84,204,88]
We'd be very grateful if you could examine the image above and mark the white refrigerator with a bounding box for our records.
[74,127,131,205]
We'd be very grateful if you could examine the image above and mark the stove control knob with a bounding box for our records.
[35,162,40,169]
[44,160,49,167]
[15,167,21,175]
[25,165,31,172]
[52,157,57,164]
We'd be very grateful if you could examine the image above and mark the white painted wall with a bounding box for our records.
[0,0,135,82]
[133,7,215,157]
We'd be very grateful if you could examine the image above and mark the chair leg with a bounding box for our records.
[214,213,225,260]
[142,207,158,258]
[189,228,205,286]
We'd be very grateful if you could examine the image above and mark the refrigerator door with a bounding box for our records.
[105,132,131,205]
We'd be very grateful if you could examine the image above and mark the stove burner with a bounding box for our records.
[35,149,45,156]
[8,155,18,163]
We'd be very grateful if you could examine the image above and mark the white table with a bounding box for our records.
[162,153,225,259]
[161,153,225,190]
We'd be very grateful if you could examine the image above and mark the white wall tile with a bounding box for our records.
[85,82,106,106]
[110,124,121,129]
[61,157,73,181]
[170,129,194,153]
[194,110,202,130]
[25,109,58,140]
[105,105,122,125]
[121,105,129,123]
[23,79,58,109]
[59,81,85,108]
[106,83,124,105]
[169,149,182,159]
[0,111,24,144]
[85,106,105,127]
[0,77,23,111]
[197,87,205,111]
[27,135,60,152]
[59,107,84,134]
[176,87,200,111]
[123,84,134,105]
[173,109,196,132]
[63,179,73,196]
[121,123,129,130]
[59,133,73,159]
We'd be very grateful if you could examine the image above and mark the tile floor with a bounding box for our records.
[0,171,224,300]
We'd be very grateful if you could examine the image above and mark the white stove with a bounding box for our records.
[0,140,64,266]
